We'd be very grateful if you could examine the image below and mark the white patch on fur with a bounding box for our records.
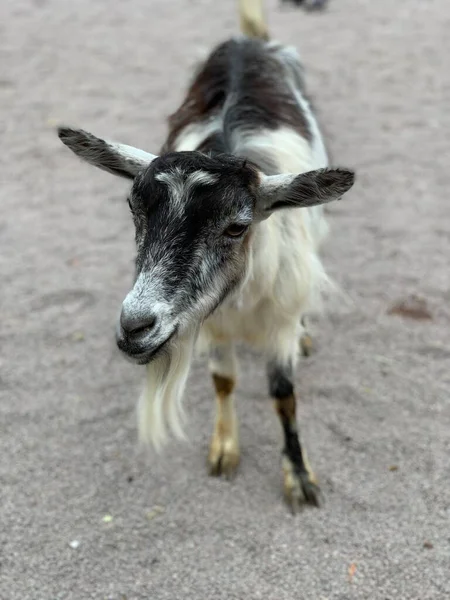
[58,127,158,177]
[156,168,219,214]
[187,170,218,187]
[124,270,172,319]
[234,126,312,175]
[236,206,253,223]
[156,168,186,210]
[174,117,222,152]
[108,142,157,168]
[208,342,237,379]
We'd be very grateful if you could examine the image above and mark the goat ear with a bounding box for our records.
[257,168,355,216]
[57,127,157,179]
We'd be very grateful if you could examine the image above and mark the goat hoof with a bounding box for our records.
[283,458,322,510]
[300,333,315,357]
[208,435,240,479]
[285,472,322,511]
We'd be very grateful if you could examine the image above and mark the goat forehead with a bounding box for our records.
[155,167,219,208]
[132,166,254,224]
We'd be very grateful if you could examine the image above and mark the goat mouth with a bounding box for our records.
[119,327,178,366]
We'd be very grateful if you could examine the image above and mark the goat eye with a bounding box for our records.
[224,223,249,238]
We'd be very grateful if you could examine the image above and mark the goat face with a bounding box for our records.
[57,127,354,365]
[119,151,260,364]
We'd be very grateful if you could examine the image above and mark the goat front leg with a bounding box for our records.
[208,342,240,478]
[268,358,321,511]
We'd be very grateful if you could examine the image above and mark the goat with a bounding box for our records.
[57,0,355,511]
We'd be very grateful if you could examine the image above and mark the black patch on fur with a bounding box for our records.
[282,419,308,475]
[196,132,228,156]
[268,361,294,398]
[268,361,311,478]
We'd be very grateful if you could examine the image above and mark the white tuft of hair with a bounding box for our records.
[137,327,198,450]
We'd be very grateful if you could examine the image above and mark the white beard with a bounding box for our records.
[137,325,199,449]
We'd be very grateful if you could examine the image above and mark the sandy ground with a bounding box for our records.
[1,0,450,598]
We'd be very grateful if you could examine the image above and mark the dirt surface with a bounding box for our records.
[1,1,450,598]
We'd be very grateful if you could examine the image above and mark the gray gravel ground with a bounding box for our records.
[1,0,450,598]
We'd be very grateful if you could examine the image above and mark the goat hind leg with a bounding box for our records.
[208,342,240,478]
[268,358,321,511]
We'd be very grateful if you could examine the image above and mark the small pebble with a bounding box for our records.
[146,505,165,520]
[69,540,80,549]
[72,331,85,342]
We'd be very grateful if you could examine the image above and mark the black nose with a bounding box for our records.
[120,308,157,336]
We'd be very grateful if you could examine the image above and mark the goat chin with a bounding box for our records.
[137,326,198,450]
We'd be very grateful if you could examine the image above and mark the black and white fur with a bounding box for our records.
[57,0,354,509]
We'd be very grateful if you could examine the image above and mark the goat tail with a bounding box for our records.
[239,0,269,40]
